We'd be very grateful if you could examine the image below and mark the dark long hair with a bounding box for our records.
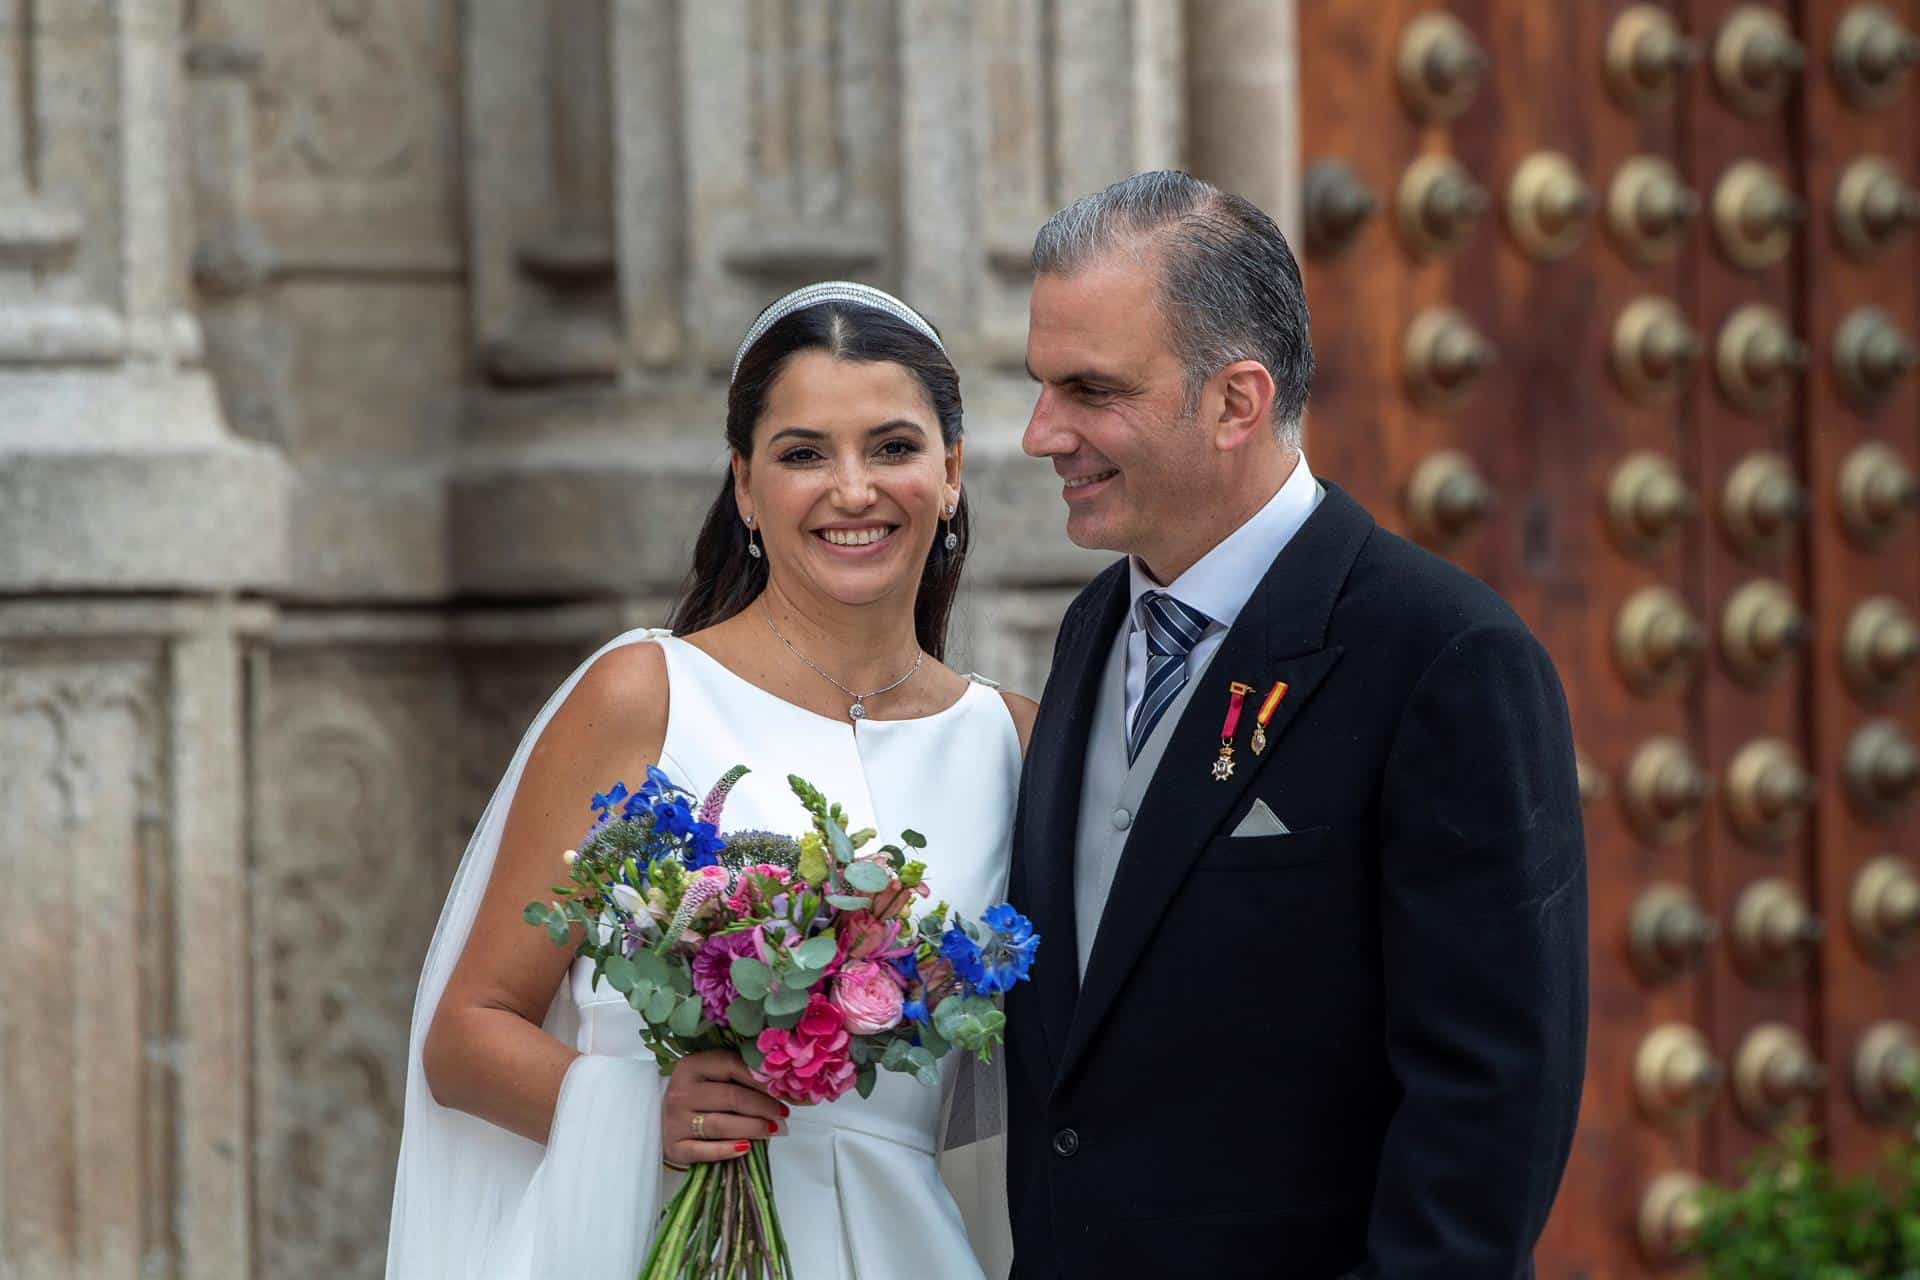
[666,301,970,660]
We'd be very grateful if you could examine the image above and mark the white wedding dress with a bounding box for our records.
[387,628,1019,1279]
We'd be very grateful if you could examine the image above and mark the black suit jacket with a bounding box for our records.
[1004,482,1587,1280]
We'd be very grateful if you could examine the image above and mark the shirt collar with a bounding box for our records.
[1128,452,1320,632]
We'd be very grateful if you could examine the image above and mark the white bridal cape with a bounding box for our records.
[386,628,1016,1279]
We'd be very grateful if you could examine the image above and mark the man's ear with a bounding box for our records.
[1212,360,1277,451]
[730,449,751,522]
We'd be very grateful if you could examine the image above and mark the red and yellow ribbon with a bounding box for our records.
[1251,680,1289,755]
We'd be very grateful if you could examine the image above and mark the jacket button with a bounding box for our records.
[1051,1127,1080,1157]
[1112,808,1132,830]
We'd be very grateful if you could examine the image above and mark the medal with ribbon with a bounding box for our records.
[1213,682,1256,781]
[1250,680,1289,756]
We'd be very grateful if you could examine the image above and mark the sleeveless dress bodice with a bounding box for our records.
[568,635,1020,1279]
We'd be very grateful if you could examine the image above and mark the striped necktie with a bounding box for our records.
[1128,590,1212,765]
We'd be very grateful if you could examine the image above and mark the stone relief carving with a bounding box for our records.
[255,0,427,181]
[243,0,460,271]
[252,655,458,1277]
[0,650,165,1276]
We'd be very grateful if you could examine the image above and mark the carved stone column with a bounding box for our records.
[0,3,284,1276]
[0,599,267,1279]
[1186,1,1304,244]
[0,0,288,592]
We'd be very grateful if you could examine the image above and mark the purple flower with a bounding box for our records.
[691,930,759,1024]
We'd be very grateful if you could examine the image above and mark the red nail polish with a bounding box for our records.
[734,1141,751,1153]
[779,1104,790,1117]
[766,1121,778,1135]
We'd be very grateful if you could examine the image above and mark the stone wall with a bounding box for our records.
[0,3,1297,1274]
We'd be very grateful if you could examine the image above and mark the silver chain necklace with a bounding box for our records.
[761,601,924,722]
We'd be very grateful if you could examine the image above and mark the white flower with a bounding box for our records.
[563,849,579,867]
[610,883,646,916]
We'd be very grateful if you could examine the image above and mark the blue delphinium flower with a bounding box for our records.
[902,997,930,1025]
[889,953,919,984]
[940,925,987,991]
[973,904,1040,996]
[589,781,632,825]
[681,821,724,870]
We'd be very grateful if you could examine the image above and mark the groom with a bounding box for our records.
[1003,171,1587,1279]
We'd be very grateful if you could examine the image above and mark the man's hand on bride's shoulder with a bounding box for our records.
[660,1049,791,1167]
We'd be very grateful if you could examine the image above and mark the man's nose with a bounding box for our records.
[1022,388,1069,459]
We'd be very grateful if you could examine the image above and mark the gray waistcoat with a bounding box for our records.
[1072,619,1210,977]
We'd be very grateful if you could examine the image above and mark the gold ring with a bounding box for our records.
[691,1112,705,1139]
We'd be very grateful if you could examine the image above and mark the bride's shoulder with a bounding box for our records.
[555,637,669,734]
[994,688,1039,757]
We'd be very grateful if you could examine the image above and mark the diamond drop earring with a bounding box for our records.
[745,514,762,560]
[942,502,958,552]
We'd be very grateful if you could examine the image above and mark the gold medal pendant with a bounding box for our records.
[1251,680,1289,756]
[1213,682,1255,782]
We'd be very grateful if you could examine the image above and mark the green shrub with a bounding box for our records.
[1689,1125,1920,1278]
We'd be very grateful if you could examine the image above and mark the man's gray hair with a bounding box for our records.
[1031,170,1314,447]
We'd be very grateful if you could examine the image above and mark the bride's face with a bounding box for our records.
[734,350,962,610]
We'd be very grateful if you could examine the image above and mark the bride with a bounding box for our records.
[385,282,1036,1279]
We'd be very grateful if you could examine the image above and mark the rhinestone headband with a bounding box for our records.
[730,281,947,383]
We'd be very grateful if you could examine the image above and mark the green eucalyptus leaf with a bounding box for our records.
[630,950,671,987]
[765,982,811,1017]
[881,1039,911,1072]
[739,1041,767,1073]
[603,954,639,995]
[914,1064,942,1088]
[522,903,548,926]
[827,820,855,866]
[900,829,926,849]
[730,957,772,1000]
[668,994,705,1038]
[644,987,677,1024]
[917,1022,950,1059]
[793,934,838,969]
[843,861,891,894]
[666,965,693,996]
[626,979,659,1011]
[764,1006,803,1031]
[544,917,570,945]
[825,894,873,911]
[855,1065,878,1100]
[727,997,766,1037]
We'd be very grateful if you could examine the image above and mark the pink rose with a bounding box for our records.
[754,995,856,1105]
[829,960,905,1034]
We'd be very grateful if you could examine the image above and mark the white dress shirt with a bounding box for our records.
[1124,453,1325,732]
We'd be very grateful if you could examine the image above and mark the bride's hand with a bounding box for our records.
[661,1049,789,1165]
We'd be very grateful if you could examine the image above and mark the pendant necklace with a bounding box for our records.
[761,601,924,722]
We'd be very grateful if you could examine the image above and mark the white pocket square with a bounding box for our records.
[1230,798,1290,837]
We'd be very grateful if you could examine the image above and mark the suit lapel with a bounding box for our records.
[1017,561,1128,1076]
[1054,482,1376,1087]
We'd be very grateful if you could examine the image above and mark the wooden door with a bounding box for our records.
[1296,2,1920,1273]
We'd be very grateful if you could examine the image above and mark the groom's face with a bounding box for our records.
[1022,252,1209,574]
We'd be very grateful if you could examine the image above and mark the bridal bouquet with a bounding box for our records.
[524,764,1039,1280]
